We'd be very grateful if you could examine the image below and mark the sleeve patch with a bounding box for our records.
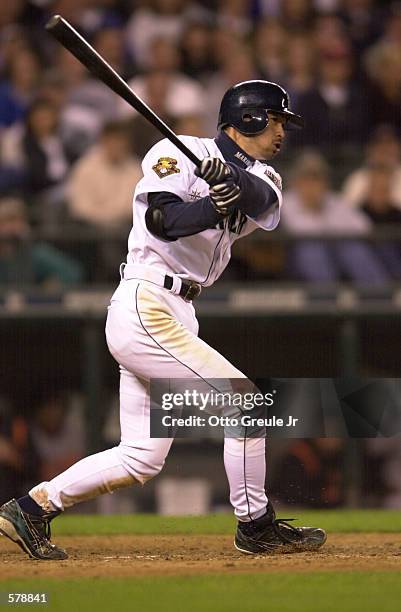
[264,168,282,191]
[152,157,180,178]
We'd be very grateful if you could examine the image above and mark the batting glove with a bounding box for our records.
[195,157,230,186]
[209,181,241,216]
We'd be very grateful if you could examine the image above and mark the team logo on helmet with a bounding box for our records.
[152,157,180,178]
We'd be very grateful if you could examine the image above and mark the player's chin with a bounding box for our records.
[264,148,278,160]
[272,144,282,156]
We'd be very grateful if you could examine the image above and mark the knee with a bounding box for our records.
[116,443,167,485]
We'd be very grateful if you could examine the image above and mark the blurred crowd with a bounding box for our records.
[2,386,401,509]
[0,388,85,504]
[0,0,400,284]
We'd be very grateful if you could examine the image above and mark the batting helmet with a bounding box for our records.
[217,80,304,135]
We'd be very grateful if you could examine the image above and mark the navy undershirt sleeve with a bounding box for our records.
[146,164,279,240]
[226,163,279,218]
[147,192,224,240]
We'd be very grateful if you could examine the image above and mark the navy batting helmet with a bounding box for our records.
[217,80,304,135]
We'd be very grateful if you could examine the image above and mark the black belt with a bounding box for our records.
[163,275,202,302]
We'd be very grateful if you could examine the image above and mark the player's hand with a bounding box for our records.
[209,180,241,215]
[195,157,230,186]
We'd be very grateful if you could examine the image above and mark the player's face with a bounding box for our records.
[228,113,287,161]
[250,113,287,160]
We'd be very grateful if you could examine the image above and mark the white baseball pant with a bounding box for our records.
[29,269,268,521]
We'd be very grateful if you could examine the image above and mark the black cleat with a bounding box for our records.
[234,502,327,555]
[0,499,67,560]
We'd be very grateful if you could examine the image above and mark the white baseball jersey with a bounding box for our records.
[127,134,282,287]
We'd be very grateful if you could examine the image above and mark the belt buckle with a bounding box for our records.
[183,281,201,302]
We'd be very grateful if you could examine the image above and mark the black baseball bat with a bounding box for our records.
[45,15,202,168]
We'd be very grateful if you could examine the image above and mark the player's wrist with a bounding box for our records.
[209,182,241,216]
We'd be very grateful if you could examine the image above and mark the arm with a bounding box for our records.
[145,192,224,241]
[195,157,280,219]
[226,163,280,219]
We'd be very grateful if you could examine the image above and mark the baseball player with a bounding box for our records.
[0,80,326,560]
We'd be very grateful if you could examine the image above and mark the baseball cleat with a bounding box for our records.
[234,502,327,555]
[0,499,67,560]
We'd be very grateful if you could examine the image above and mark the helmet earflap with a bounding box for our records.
[239,108,269,135]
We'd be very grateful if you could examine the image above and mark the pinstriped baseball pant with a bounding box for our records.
[29,279,267,521]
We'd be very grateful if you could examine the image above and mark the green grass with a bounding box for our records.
[2,573,401,612]
[3,512,401,611]
[51,509,401,536]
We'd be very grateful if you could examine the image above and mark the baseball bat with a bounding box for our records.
[45,15,202,168]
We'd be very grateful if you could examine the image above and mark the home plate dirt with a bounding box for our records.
[1,534,401,579]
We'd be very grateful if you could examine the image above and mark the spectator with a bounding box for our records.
[173,114,206,137]
[216,0,253,36]
[0,47,42,128]
[360,164,401,225]
[281,151,391,284]
[179,22,215,80]
[291,38,368,156]
[273,438,345,508]
[254,19,288,83]
[366,429,401,508]
[364,41,401,136]
[0,398,38,505]
[209,27,246,68]
[204,45,259,135]
[284,32,316,102]
[56,45,119,156]
[358,163,401,280]
[92,25,135,79]
[0,25,30,76]
[0,1,25,30]
[0,144,25,197]
[30,389,85,482]
[378,1,401,48]
[74,0,128,34]
[126,71,175,158]
[120,36,205,123]
[336,0,383,54]
[0,197,83,287]
[68,120,142,228]
[50,0,93,25]
[343,125,401,210]
[313,12,348,58]
[37,70,101,161]
[278,0,316,32]
[125,0,207,70]
[2,98,71,219]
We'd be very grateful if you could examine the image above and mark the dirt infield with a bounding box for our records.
[1,533,401,578]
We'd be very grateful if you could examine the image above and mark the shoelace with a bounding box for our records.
[28,515,52,543]
[272,518,304,544]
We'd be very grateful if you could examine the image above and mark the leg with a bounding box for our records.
[0,370,173,561]
[0,278,326,558]
[224,437,267,521]
[29,372,173,512]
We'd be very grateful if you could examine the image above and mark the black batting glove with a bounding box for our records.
[195,157,230,186]
[210,181,241,216]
